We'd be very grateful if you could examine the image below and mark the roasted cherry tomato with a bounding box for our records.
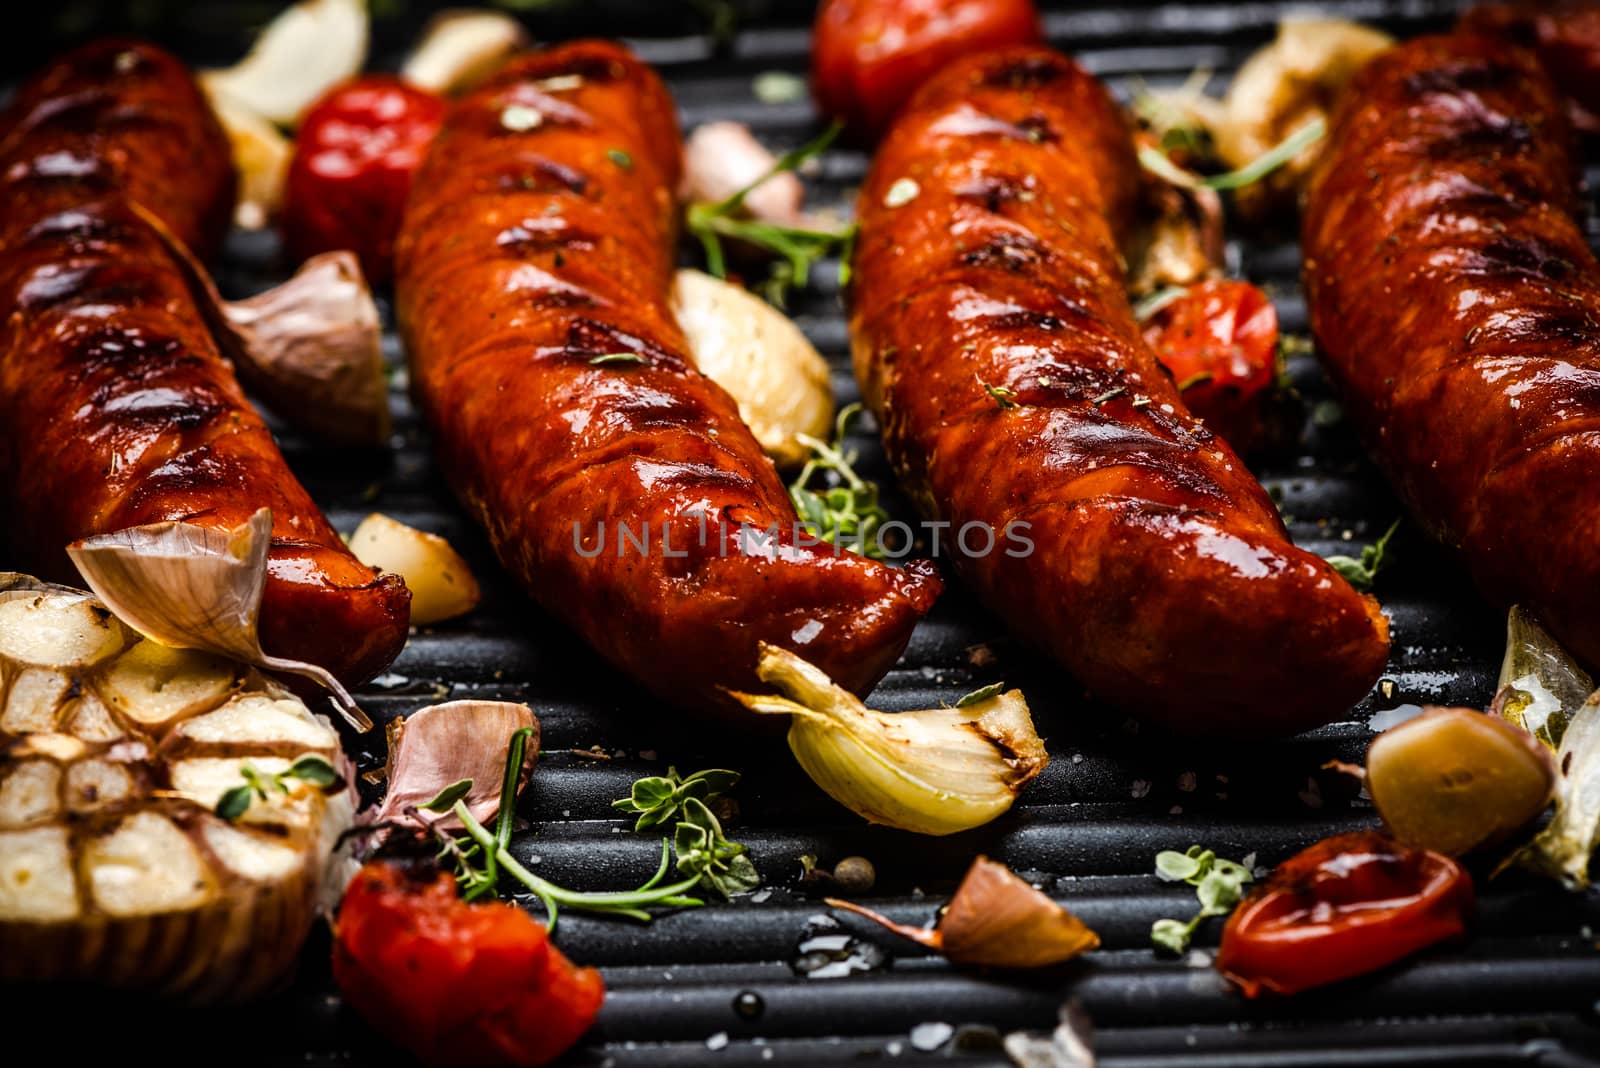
[334,862,604,1066]
[282,76,446,282]
[812,0,1043,140]
[1217,831,1474,998]
[1141,279,1278,453]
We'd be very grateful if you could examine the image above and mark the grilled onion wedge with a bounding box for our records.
[0,574,356,1002]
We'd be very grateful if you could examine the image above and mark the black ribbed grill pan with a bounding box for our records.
[9,1,1600,1064]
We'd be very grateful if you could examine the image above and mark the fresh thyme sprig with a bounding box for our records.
[613,766,740,830]
[1138,116,1326,192]
[684,121,854,305]
[216,755,343,821]
[1324,518,1401,592]
[788,403,891,559]
[1150,845,1255,954]
[414,737,756,930]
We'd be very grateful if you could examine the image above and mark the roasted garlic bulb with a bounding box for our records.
[0,575,355,1002]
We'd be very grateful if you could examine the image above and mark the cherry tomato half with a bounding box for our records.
[1217,831,1474,998]
[1140,279,1279,453]
[334,862,604,1066]
[812,0,1043,140]
[282,76,446,282]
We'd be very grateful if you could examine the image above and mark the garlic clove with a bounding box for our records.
[126,201,389,448]
[401,9,530,96]
[67,509,371,733]
[348,514,480,625]
[728,644,1047,836]
[201,0,368,127]
[671,268,834,468]
[372,700,539,829]
[207,89,291,230]
[680,122,806,224]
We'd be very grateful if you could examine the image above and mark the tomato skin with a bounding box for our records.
[1140,279,1279,453]
[333,862,604,1066]
[1217,831,1474,998]
[812,0,1043,139]
[282,76,446,282]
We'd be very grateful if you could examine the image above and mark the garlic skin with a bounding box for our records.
[680,122,805,224]
[66,509,372,733]
[671,269,834,468]
[0,574,355,1002]
[201,0,369,127]
[348,514,480,625]
[729,644,1047,836]
[371,700,539,829]
[401,10,530,96]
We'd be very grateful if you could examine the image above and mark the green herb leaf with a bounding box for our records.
[286,754,341,790]
[752,70,807,104]
[787,403,891,559]
[683,121,850,305]
[421,778,475,812]
[955,682,1005,708]
[1150,917,1194,954]
[1134,285,1188,321]
[607,147,634,171]
[588,352,647,366]
[1324,517,1401,592]
[982,381,1019,410]
[1154,849,1202,882]
[215,784,254,821]
[612,766,742,831]
[1138,116,1326,192]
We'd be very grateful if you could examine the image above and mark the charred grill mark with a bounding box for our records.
[494,158,590,196]
[496,217,597,256]
[1472,307,1599,346]
[960,230,1047,272]
[23,209,127,248]
[566,318,684,366]
[97,386,226,430]
[1456,236,1577,283]
[979,55,1064,89]
[988,308,1064,332]
[5,151,113,189]
[14,263,158,311]
[1402,60,1519,97]
[125,445,238,505]
[57,325,184,376]
[952,173,1037,214]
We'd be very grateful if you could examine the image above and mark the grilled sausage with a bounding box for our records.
[0,40,409,685]
[1460,3,1600,131]
[1305,34,1600,666]
[850,47,1390,736]
[395,41,939,714]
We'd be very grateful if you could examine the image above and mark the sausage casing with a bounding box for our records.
[0,40,409,685]
[850,47,1390,736]
[395,41,939,714]
[1305,34,1600,665]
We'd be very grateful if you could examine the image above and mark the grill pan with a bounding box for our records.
[8,0,1600,1064]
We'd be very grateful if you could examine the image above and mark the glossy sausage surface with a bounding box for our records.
[0,40,409,685]
[396,41,939,714]
[850,47,1390,736]
[1305,33,1600,666]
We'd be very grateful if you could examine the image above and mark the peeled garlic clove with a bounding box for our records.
[680,122,806,224]
[201,0,368,127]
[208,89,291,230]
[68,509,371,733]
[348,514,480,625]
[728,644,1047,836]
[99,641,239,728]
[671,269,834,467]
[1367,705,1556,856]
[401,9,529,95]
